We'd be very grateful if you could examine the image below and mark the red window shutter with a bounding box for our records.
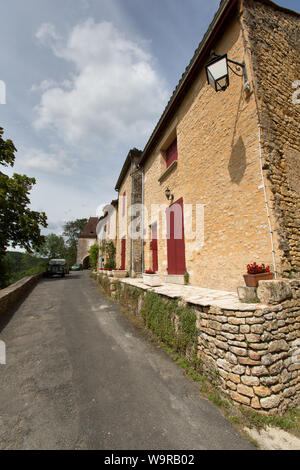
[151,223,158,272]
[165,138,178,168]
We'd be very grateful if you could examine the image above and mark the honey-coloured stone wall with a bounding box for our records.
[143,11,274,291]
[242,0,300,277]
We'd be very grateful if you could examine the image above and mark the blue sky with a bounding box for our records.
[0,0,299,236]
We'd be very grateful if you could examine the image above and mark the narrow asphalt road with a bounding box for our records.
[0,271,254,450]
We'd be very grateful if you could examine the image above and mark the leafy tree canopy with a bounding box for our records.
[89,244,99,270]
[63,218,88,246]
[0,127,47,258]
[38,233,66,260]
[0,251,47,289]
[63,218,88,266]
[37,219,89,267]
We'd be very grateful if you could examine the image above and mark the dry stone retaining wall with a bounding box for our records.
[96,273,300,413]
[0,273,44,317]
[195,280,299,413]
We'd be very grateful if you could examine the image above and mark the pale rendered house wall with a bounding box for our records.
[116,172,131,271]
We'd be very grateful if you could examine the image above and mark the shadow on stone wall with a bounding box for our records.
[228,135,247,184]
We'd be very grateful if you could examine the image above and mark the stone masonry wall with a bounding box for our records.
[116,170,131,271]
[131,162,143,274]
[143,11,275,291]
[116,159,142,274]
[242,0,300,276]
[96,273,300,413]
[77,237,96,265]
[195,279,300,413]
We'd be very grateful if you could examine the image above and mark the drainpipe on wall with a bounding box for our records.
[239,12,277,278]
[140,165,145,273]
[130,158,133,276]
[257,122,277,278]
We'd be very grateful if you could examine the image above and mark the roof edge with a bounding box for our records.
[139,0,235,166]
[139,0,299,167]
[78,217,99,239]
[115,148,142,191]
[256,0,300,17]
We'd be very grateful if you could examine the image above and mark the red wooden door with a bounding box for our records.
[151,223,158,272]
[166,198,186,275]
[121,238,126,270]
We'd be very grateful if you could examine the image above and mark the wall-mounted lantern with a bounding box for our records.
[205,52,250,93]
[165,187,174,202]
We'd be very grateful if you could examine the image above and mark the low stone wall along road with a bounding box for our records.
[0,271,254,450]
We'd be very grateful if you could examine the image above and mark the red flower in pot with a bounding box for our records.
[244,262,274,287]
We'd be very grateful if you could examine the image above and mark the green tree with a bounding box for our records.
[63,218,87,266]
[38,234,66,260]
[0,127,47,286]
[0,252,13,288]
[89,244,99,270]
[2,251,47,287]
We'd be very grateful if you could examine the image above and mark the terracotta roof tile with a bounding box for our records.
[79,217,98,239]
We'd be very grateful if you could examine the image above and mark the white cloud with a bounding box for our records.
[35,22,61,45]
[33,19,169,147]
[30,79,58,93]
[19,146,77,176]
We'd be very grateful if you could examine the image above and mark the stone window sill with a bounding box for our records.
[158,160,178,184]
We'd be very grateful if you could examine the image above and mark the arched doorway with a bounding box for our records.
[82,256,90,269]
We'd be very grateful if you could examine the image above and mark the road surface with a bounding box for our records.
[0,271,254,450]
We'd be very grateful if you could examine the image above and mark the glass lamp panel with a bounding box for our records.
[207,56,228,82]
[207,68,216,90]
[216,76,229,91]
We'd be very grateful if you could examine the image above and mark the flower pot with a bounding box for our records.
[143,273,161,287]
[243,272,274,287]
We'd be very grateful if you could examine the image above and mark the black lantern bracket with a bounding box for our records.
[165,187,174,203]
[227,57,250,90]
[206,52,250,93]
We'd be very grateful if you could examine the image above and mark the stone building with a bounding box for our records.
[96,200,118,269]
[114,148,143,275]
[93,0,299,414]
[138,0,300,291]
[76,217,98,268]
